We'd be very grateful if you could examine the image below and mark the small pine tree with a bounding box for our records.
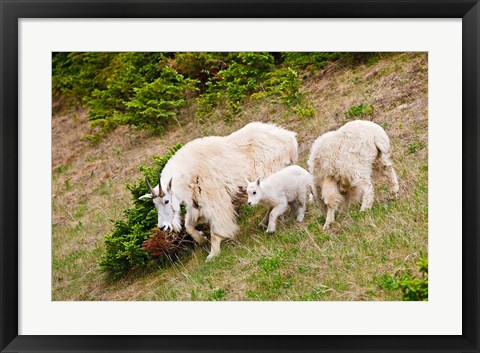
[99,144,183,280]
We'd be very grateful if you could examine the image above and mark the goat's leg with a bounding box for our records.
[259,207,272,228]
[313,184,328,216]
[322,177,343,231]
[185,213,208,245]
[378,153,399,198]
[358,178,375,211]
[387,167,400,198]
[296,192,307,222]
[206,233,225,261]
[324,207,336,231]
[266,202,288,233]
[288,201,298,219]
[206,202,237,262]
[345,186,362,209]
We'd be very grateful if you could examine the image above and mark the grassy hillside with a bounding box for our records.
[52,52,427,301]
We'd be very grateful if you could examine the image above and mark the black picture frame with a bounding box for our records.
[1,1,479,352]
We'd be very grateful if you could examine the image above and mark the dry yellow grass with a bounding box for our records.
[52,52,427,301]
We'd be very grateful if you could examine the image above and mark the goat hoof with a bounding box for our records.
[206,252,218,262]
[205,251,220,262]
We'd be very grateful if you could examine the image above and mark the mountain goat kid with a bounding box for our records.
[307,120,399,231]
[246,165,312,233]
[140,122,298,261]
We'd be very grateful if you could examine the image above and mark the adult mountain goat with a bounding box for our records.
[140,122,298,261]
[307,120,399,231]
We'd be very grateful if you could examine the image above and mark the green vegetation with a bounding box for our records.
[54,53,197,135]
[197,52,275,117]
[396,257,428,301]
[52,52,428,301]
[407,141,426,154]
[99,144,182,280]
[52,52,351,135]
[376,274,398,291]
[345,103,375,118]
[121,67,198,131]
[251,67,302,106]
[282,52,345,71]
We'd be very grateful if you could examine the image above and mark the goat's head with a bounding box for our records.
[245,177,263,206]
[139,172,182,233]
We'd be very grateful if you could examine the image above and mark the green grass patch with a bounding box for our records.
[407,141,426,154]
[375,274,399,290]
[55,163,71,174]
[345,103,374,118]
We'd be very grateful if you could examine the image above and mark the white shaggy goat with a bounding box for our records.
[140,122,298,261]
[307,120,399,231]
[246,165,312,233]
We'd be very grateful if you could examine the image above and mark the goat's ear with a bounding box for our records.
[167,177,173,192]
[245,177,251,185]
[139,193,153,200]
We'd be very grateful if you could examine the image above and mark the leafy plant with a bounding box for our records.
[209,288,226,301]
[397,257,428,301]
[281,52,345,72]
[122,66,198,131]
[196,52,275,117]
[51,52,356,133]
[171,52,227,91]
[345,103,374,117]
[52,52,117,106]
[53,52,199,134]
[293,103,316,118]
[376,274,398,290]
[251,67,302,106]
[99,144,182,280]
[85,53,167,130]
[257,256,281,273]
[407,141,426,154]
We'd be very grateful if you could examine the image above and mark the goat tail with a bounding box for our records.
[374,128,392,157]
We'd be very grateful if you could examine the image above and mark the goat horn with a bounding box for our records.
[158,172,165,197]
[145,176,157,197]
